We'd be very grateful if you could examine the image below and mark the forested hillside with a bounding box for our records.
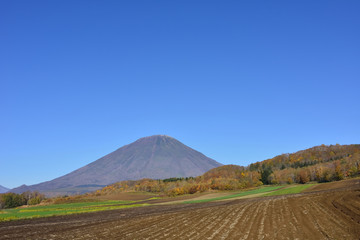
[250,144,360,184]
[93,144,360,197]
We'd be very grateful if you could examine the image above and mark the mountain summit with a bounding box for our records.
[11,135,222,195]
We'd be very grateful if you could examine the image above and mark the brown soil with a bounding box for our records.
[1,178,359,240]
[304,178,360,192]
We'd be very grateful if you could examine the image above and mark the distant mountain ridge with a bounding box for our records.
[10,135,222,195]
[0,185,9,193]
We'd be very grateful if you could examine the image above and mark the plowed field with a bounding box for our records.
[1,178,359,239]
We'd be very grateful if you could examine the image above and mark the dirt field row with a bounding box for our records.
[1,178,359,239]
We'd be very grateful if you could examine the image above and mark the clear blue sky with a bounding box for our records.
[1,1,359,188]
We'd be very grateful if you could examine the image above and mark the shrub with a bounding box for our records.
[0,193,26,209]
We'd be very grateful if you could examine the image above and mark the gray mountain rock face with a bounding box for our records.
[10,135,222,195]
[0,185,9,193]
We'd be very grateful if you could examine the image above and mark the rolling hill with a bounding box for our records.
[10,135,222,195]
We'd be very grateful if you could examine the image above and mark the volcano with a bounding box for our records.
[11,135,222,195]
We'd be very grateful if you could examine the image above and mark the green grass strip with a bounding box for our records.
[0,200,145,222]
[183,186,283,204]
[263,184,316,196]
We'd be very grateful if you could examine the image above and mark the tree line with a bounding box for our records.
[0,191,46,209]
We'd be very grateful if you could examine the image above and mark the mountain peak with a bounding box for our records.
[10,136,222,195]
[133,135,180,146]
[136,135,175,141]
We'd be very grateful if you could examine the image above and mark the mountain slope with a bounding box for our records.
[0,185,9,193]
[11,135,222,194]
